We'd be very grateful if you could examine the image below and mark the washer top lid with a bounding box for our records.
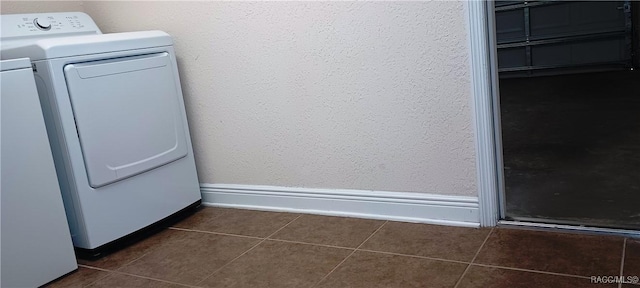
[0,58,31,72]
[1,30,173,61]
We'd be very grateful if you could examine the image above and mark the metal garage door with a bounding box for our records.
[495,1,634,77]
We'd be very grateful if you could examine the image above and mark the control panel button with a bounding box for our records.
[34,18,52,31]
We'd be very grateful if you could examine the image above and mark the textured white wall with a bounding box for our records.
[0,1,83,14]
[12,1,477,196]
[84,1,477,196]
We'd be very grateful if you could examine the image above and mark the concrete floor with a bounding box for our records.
[499,69,640,230]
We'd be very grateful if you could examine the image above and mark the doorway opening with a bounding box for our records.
[493,1,640,230]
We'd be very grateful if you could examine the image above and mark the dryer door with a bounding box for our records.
[64,52,188,188]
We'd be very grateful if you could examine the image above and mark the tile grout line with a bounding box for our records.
[241,229,473,266]
[354,220,387,250]
[469,262,594,280]
[619,238,627,288]
[266,238,358,251]
[265,214,305,239]
[82,220,235,274]
[80,252,149,274]
[453,227,494,288]
[448,231,631,283]
[113,241,172,273]
[193,214,303,286]
[110,209,258,272]
[75,264,198,288]
[107,227,198,274]
[356,249,470,265]
[347,231,609,280]
[82,209,291,287]
[265,215,303,240]
[310,220,389,288]
[107,270,201,288]
[77,264,112,272]
[74,265,113,287]
[168,226,264,240]
[78,209,274,287]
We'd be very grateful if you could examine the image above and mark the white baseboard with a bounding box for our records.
[200,183,480,228]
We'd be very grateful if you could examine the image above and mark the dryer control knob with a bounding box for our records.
[34,18,52,31]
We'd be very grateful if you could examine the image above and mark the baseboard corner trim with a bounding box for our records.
[200,183,480,228]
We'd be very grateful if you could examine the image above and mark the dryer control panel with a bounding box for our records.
[1,12,101,40]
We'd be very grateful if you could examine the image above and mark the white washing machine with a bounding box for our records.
[1,58,78,287]
[0,12,201,256]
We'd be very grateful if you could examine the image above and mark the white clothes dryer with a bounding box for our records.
[0,12,201,257]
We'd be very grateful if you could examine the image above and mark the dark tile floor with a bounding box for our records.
[47,207,639,288]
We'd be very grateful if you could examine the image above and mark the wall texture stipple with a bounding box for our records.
[3,1,477,197]
[1,1,83,14]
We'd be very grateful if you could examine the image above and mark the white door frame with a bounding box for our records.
[468,1,640,236]
[467,0,503,227]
